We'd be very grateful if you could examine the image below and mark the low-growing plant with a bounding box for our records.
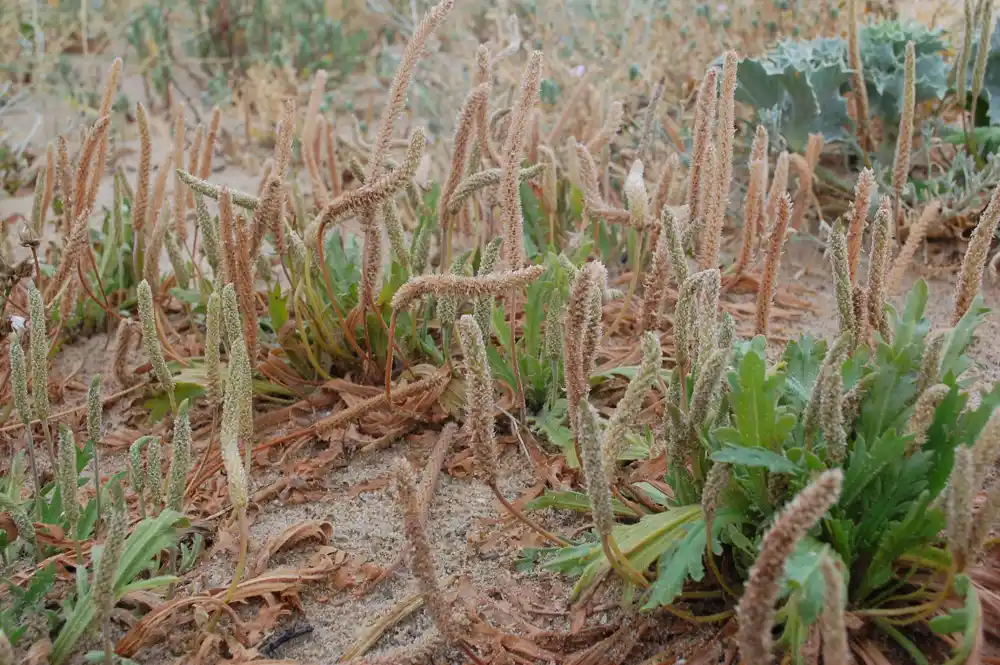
[528,258,999,664]
[735,20,950,152]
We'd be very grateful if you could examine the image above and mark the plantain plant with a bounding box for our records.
[531,280,998,663]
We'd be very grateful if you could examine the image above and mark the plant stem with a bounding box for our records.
[40,419,56,468]
[102,614,115,665]
[506,291,527,422]
[91,438,103,534]
[186,411,218,499]
[488,479,570,547]
[23,429,43,520]
[206,506,249,633]
[601,532,649,588]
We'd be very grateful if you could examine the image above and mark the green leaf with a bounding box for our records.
[643,520,707,609]
[51,510,185,665]
[923,385,966,495]
[941,295,990,379]
[143,382,205,423]
[525,489,634,517]
[567,505,702,600]
[782,335,827,407]
[780,538,829,625]
[726,345,793,450]
[935,574,982,665]
[841,431,909,508]
[268,282,289,333]
[712,445,800,474]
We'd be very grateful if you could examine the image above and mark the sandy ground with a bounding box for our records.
[1,3,997,661]
[3,95,999,664]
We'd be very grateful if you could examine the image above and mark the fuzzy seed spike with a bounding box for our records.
[57,424,80,536]
[133,103,152,238]
[439,253,472,341]
[953,185,1000,324]
[367,0,455,179]
[94,483,127,629]
[87,374,102,445]
[888,202,942,294]
[145,436,162,511]
[473,236,504,337]
[129,436,154,507]
[866,197,894,340]
[194,193,220,275]
[641,209,677,330]
[113,319,137,388]
[446,164,545,216]
[0,495,36,558]
[686,347,730,443]
[947,446,974,571]
[971,1,996,128]
[393,458,462,644]
[701,462,731,546]
[205,292,223,407]
[138,280,176,413]
[956,0,975,109]
[172,107,188,245]
[166,399,192,512]
[222,284,255,473]
[440,83,490,235]
[754,194,792,338]
[578,400,615,540]
[687,68,718,227]
[736,470,843,665]
[27,281,49,423]
[765,150,790,230]
[10,335,32,426]
[624,160,649,230]
[829,222,855,341]
[392,265,545,312]
[820,556,851,665]
[604,332,662,475]
[457,315,497,481]
[700,51,738,271]
[732,156,767,276]
[906,384,950,453]
[654,152,681,214]
[847,0,873,151]
[500,51,543,269]
[819,362,847,463]
[892,41,917,219]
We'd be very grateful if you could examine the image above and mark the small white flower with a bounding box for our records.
[9,316,26,333]
[571,65,586,78]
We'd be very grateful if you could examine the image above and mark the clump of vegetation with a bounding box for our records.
[2,1,1000,664]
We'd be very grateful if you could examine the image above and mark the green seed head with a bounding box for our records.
[0,494,36,553]
[137,280,176,410]
[166,399,192,512]
[57,424,80,534]
[457,314,497,481]
[129,435,155,498]
[220,285,251,508]
[87,374,103,444]
[27,280,50,423]
[94,482,127,624]
[10,334,32,426]
[204,292,223,406]
[145,436,163,511]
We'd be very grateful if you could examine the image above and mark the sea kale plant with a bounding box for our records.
[734,19,949,151]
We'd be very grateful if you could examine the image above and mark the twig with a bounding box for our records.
[0,383,147,434]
